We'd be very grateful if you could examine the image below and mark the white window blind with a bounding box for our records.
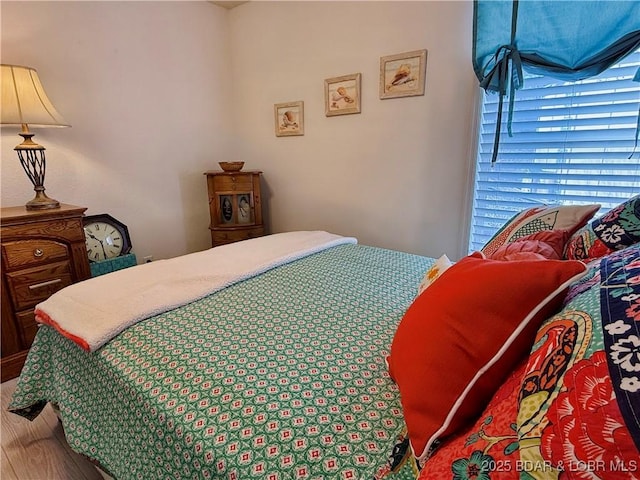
[469,48,640,253]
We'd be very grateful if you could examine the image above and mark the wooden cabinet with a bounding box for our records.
[1,204,91,381]
[205,170,265,247]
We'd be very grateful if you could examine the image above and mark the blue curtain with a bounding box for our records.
[473,0,640,162]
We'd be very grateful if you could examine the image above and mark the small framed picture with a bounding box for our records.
[236,193,252,224]
[325,73,361,116]
[379,49,427,99]
[219,195,233,224]
[275,101,304,137]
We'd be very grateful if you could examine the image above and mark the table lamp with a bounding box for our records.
[1,64,70,210]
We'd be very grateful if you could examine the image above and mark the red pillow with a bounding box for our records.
[489,230,569,261]
[387,252,587,464]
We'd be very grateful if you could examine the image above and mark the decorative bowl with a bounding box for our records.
[219,161,245,172]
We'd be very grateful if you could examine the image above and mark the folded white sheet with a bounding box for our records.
[35,231,356,352]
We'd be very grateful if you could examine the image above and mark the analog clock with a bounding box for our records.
[83,214,132,262]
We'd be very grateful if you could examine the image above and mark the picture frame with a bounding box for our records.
[219,195,234,224]
[379,49,427,99]
[324,73,361,116]
[274,101,304,137]
[236,193,252,224]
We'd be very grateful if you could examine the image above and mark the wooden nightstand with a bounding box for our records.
[1,204,91,381]
[204,170,265,247]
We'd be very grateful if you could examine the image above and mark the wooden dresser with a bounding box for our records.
[1,204,91,381]
[205,170,265,247]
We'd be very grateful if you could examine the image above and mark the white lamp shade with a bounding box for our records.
[1,64,69,127]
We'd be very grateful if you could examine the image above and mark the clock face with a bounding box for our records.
[84,221,125,261]
[83,214,132,263]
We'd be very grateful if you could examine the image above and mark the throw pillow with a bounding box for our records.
[564,194,640,261]
[387,252,587,464]
[417,254,452,295]
[488,229,569,261]
[481,204,600,257]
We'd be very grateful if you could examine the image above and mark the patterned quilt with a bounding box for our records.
[10,244,432,480]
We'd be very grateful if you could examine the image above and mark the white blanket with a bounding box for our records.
[35,231,356,352]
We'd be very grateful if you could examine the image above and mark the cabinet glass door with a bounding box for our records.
[217,192,254,226]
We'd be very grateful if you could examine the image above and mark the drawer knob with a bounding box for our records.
[33,248,44,258]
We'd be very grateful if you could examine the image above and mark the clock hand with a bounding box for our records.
[85,229,102,243]
[85,229,108,259]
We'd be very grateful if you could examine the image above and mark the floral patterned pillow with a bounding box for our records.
[517,244,640,478]
[481,204,600,257]
[565,195,640,261]
[487,229,569,261]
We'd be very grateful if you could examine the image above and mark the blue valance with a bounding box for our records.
[473,0,640,162]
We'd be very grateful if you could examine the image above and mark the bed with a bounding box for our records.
[9,232,429,479]
[9,196,640,479]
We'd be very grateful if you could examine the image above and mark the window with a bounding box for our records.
[468,49,640,253]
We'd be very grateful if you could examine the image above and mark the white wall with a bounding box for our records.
[1,1,231,260]
[1,1,477,261]
[228,1,477,258]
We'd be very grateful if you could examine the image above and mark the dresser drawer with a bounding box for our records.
[212,227,265,245]
[2,239,70,270]
[1,217,85,243]
[5,261,73,310]
[212,174,254,192]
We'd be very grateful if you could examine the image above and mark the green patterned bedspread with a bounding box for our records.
[9,244,433,480]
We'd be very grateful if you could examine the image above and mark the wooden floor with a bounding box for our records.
[1,377,103,480]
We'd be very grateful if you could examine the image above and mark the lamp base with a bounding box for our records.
[14,127,61,211]
[26,187,60,211]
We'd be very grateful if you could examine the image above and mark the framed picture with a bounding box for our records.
[274,101,304,137]
[324,73,361,116]
[379,49,427,99]
[219,195,234,224]
[236,193,252,224]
